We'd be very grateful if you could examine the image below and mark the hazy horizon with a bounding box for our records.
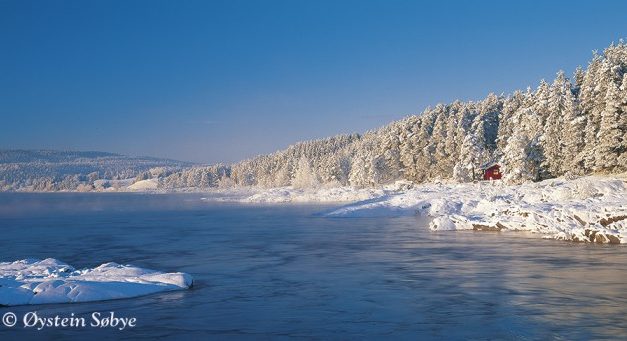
[1,0,626,163]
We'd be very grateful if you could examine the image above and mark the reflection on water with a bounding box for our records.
[0,193,625,340]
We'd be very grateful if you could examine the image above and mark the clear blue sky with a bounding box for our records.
[1,0,625,163]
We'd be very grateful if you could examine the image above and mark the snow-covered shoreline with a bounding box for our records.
[5,174,626,244]
[234,181,415,203]
[324,175,627,244]
[223,174,627,244]
[0,259,192,306]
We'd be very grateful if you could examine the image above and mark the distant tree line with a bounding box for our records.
[0,150,190,191]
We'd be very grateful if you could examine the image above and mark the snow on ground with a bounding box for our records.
[238,181,414,203]
[240,186,384,203]
[120,174,627,244]
[93,178,135,191]
[0,258,192,306]
[325,175,627,244]
[127,178,159,191]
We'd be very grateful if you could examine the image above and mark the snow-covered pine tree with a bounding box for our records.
[428,105,452,178]
[542,71,570,177]
[292,156,319,189]
[560,78,586,174]
[594,78,626,171]
[453,134,482,182]
[500,127,541,184]
[397,116,421,182]
[577,51,607,171]
[496,91,524,152]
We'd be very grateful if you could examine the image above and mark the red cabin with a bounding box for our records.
[482,163,502,181]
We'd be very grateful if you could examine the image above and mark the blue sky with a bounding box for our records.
[1,0,626,163]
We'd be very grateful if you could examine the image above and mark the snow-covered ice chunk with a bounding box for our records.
[0,258,192,306]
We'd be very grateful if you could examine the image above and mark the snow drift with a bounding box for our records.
[0,258,192,306]
[325,175,627,244]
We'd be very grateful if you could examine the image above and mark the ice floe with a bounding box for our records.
[0,258,192,306]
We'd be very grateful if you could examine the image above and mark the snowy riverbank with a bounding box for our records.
[323,175,627,244]
[233,174,627,244]
[7,175,626,245]
[0,259,192,306]
[236,181,415,203]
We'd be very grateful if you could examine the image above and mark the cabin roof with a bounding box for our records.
[480,161,500,170]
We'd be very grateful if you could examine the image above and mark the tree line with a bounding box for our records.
[162,41,626,188]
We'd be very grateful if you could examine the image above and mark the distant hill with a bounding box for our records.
[0,150,122,163]
[0,149,194,191]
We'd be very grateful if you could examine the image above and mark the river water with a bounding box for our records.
[0,193,625,340]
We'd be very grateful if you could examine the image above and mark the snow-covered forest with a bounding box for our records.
[162,42,626,189]
[1,42,625,192]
